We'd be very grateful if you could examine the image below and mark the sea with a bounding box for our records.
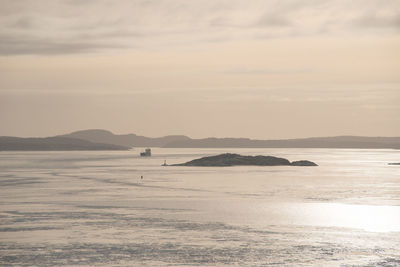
[0,148,399,266]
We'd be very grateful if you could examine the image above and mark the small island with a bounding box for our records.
[173,153,317,167]
[388,163,400,165]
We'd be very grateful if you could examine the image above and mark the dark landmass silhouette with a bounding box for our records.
[291,160,318,166]
[388,163,400,165]
[164,136,400,149]
[0,136,129,151]
[1,129,400,150]
[173,153,317,167]
[61,129,190,148]
[61,129,400,149]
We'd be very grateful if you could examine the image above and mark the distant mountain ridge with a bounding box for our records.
[163,136,400,149]
[60,129,190,148]
[0,136,129,151]
[1,129,400,151]
[62,129,400,149]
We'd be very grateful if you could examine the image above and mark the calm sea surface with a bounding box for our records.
[0,148,399,266]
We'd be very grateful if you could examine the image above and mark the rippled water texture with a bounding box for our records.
[0,148,399,266]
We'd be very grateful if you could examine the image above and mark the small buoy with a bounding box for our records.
[141,175,143,179]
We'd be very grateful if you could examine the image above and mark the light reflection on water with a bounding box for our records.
[258,202,400,233]
[299,203,400,232]
[157,199,400,233]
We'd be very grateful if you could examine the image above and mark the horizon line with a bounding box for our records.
[1,128,400,141]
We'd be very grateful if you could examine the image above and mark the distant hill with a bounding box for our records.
[0,136,129,151]
[61,129,190,148]
[163,136,400,149]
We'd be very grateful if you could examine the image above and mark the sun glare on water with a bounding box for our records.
[295,203,400,233]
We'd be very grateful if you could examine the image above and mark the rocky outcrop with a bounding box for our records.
[290,160,318,166]
[173,153,317,167]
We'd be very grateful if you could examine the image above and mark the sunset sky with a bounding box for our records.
[0,0,399,139]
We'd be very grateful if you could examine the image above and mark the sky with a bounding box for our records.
[0,0,399,139]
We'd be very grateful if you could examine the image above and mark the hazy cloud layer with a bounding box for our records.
[1,82,399,138]
[0,0,399,55]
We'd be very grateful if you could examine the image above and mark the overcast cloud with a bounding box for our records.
[0,0,399,55]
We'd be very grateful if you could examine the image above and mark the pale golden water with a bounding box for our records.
[0,148,399,266]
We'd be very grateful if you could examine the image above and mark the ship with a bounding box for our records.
[140,148,151,157]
